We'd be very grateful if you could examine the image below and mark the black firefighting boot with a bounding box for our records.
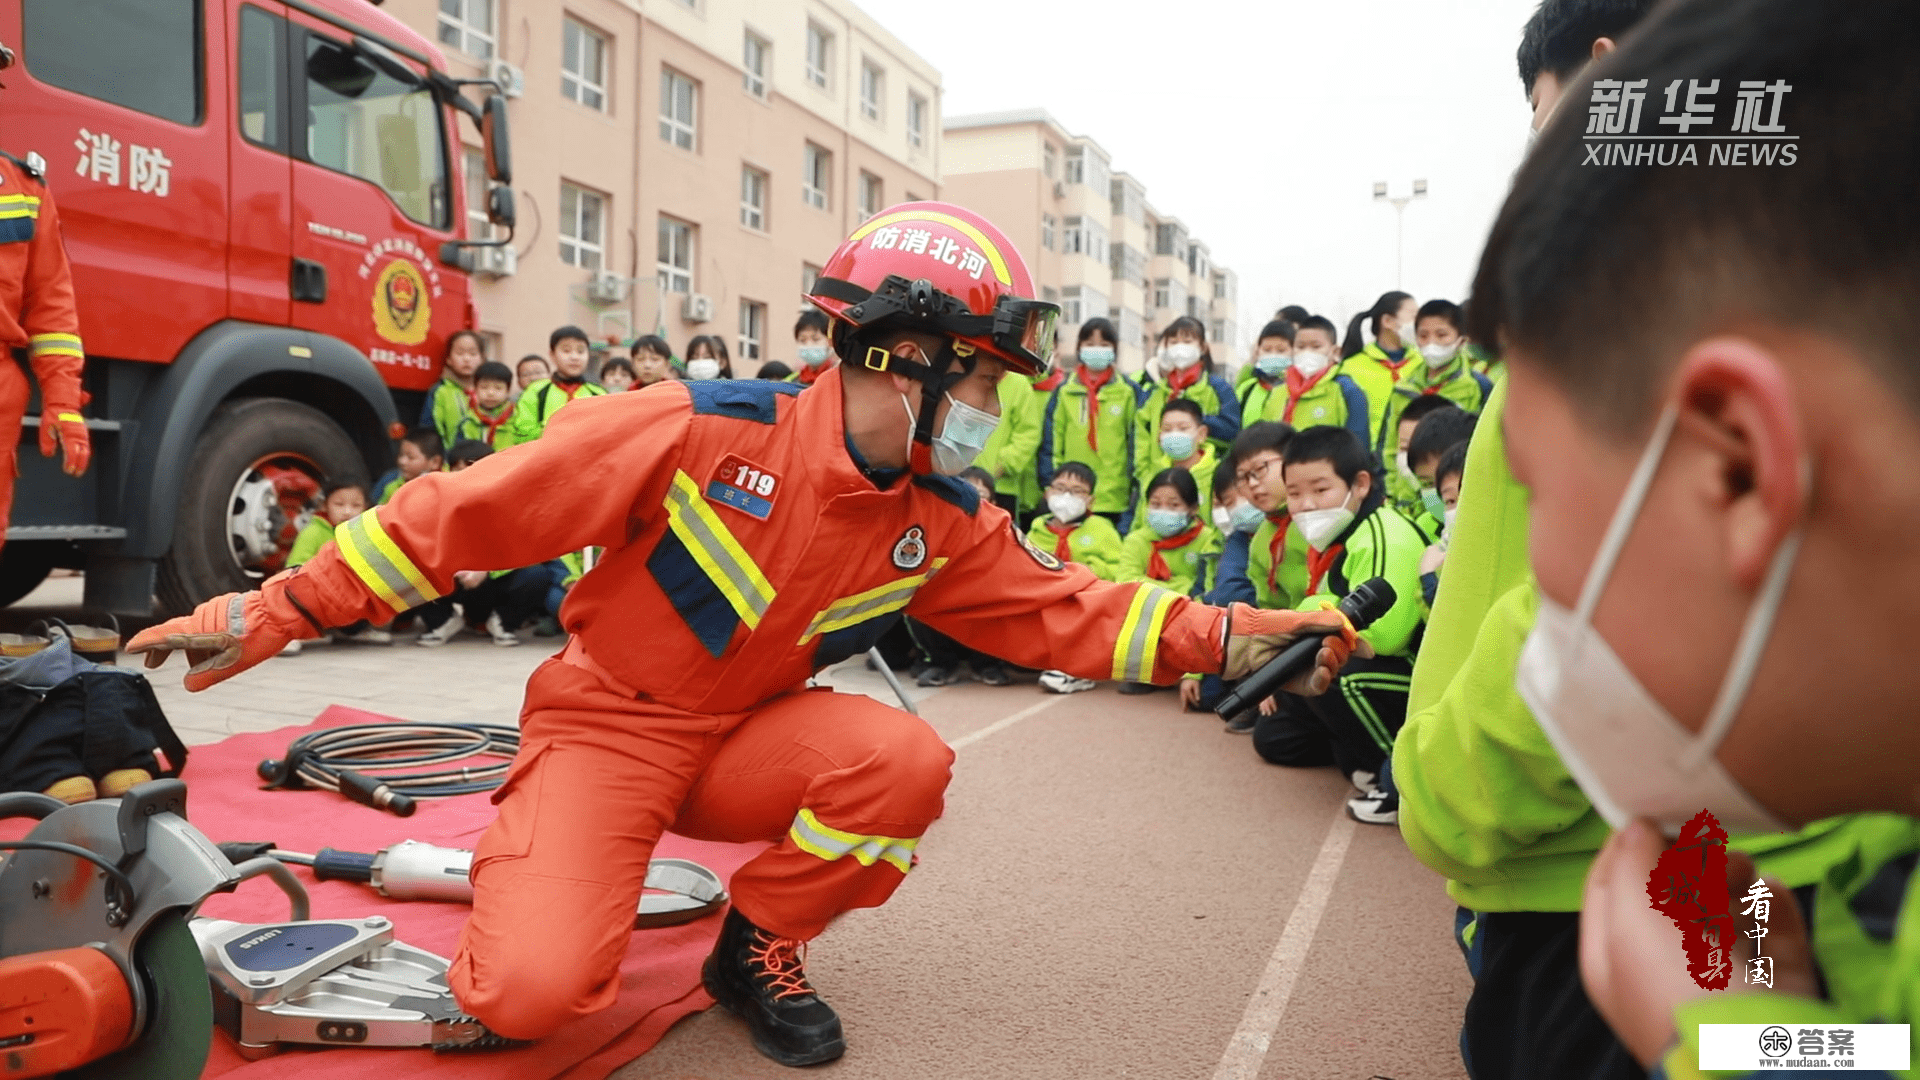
[701,906,847,1067]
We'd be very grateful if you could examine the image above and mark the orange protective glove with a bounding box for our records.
[127,572,328,691]
[1221,602,1371,695]
[38,407,90,476]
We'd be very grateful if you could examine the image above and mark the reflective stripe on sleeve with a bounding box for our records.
[800,557,950,643]
[0,194,43,219]
[788,808,918,873]
[664,470,776,629]
[1111,583,1179,683]
[29,332,83,358]
[334,507,442,613]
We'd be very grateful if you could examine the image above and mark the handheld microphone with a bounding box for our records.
[1214,578,1397,718]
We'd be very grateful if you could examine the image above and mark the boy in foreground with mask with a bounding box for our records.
[1471,1,1920,1075]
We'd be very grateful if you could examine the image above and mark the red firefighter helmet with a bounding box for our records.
[807,201,1058,378]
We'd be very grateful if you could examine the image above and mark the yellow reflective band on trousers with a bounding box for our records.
[799,558,950,643]
[335,508,442,612]
[28,331,82,358]
[664,470,776,630]
[1111,584,1178,682]
[788,808,918,873]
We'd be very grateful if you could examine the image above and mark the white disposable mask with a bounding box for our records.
[1292,488,1356,550]
[1212,506,1234,532]
[1047,490,1089,524]
[1291,350,1331,379]
[1395,450,1417,486]
[797,344,831,367]
[686,358,722,381]
[1422,339,1461,367]
[1254,352,1292,379]
[1165,342,1202,368]
[1514,403,1798,836]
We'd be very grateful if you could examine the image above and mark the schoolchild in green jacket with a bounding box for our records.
[441,361,517,449]
[1132,398,1218,531]
[1385,395,1462,516]
[1338,291,1423,443]
[419,329,486,452]
[1228,421,1311,612]
[498,325,608,447]
[1025,461,1124,582]
[288,482,367,567]
[1256,427,1427,825]
[1038,319,1138,519]
[1236,319,1297,428]
[374,428,444,505]
[1134,317,1242,488]
[1258,315,1373,450]
[973,364,1042,518]
[1118,467,1223,599]
[1374,300,1494,480]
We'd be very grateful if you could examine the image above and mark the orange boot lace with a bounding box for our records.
[747,930,818,1001]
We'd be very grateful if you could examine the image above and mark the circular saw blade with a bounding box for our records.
[60,910,212,1080]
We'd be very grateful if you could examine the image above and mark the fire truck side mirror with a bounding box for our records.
[483,94,512,187]
[487,186,516,230]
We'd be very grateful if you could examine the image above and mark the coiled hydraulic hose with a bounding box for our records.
[256,722,520,817]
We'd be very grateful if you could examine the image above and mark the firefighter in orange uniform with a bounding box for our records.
[0,40,92,548]
[130,204,1359,1067]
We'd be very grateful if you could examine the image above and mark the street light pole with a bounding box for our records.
[1373,179,1428,290]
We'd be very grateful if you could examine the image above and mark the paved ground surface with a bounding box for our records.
[13,575,1471,1080]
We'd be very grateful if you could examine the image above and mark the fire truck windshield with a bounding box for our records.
[304,36,449,229]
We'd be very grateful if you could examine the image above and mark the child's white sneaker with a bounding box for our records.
[416,611,465,647]
[485,612,520,647]
[278,639,302,657]
[338,625,393,645]
[1038,669,1096,694]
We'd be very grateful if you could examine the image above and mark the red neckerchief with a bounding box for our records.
[797,363,828,386]
[1379,347,1414,384]
[1305,543,1344,595]
[1264,510,1291,594]
[1147,519,1206,581]
[552,376,591,399]
[1077,366,1114,450]
[1034,369,1066,393]
[477,398,515,442]
[1282,366,1332,423]
[1045,517,1079,562]
[1166,362,1203,394]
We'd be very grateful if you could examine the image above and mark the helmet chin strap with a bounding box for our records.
[848,329,970,475]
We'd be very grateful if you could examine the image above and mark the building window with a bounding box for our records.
[1112,243,1145,286]
[1066,145,1109,193]
[1062,285,1107,327]
[437,0,494,60]
[1041,213,1055,251]
[742,31,768,98]
[805,23,831,89]
[559,182,605,270]
[1211,319,1227,343]
[1063,216,1107,265]
[1213,274,1228,300]
[659,68,697,150]
[1042,141,1057,179]
[907,93,927,149]
[740,300,766,361]
[858,172,882,220]
[657,215,694,293]
[860,60,883,122]
[1155,222,1181,257]
[802,262,823,298]
[463,147,495,240]
[562,17,608,111]
[802,143,830,209]
[740,165,767,230]
[1151,278,1170,312]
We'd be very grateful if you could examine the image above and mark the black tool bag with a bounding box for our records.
[0,636,189,794]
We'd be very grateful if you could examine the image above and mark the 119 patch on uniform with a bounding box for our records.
[707,454,781,520]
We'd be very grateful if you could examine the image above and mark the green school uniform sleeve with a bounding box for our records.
[499,382,549,447]
[1296,507,1426,658]
[976,373,1041,499]
[1247,517,1307,610]
[1076,515,1125,582]
[286,518,335,568]
[1118,528,1153,583]
[427,378,475,452]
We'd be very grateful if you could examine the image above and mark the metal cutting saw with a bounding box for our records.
[0,779,529,1076]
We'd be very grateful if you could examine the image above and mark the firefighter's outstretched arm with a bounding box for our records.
[908,511,1358,694]
[129,389,693,690]
[17,177,90,476]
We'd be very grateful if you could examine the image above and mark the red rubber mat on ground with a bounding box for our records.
[9,704,763,1080]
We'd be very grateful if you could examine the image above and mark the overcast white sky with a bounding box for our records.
[861,0,1545,355]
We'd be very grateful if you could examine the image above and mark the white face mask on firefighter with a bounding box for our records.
[1514,402,1798,836]
[927,391,1000,474]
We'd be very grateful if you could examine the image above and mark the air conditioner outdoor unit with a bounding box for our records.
[474,244,516,278]
[682,293,715,323]
[586,271,627,304]
[488,58,525,99]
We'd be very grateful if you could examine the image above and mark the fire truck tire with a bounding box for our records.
[158,398,371,616]
[0,541,57,607]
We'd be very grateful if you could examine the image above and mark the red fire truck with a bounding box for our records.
[1,0,512,615]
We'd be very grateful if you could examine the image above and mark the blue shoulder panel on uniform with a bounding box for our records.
[912,473,980,516]
[646,528,741,658]
[1471,370,1494,408]
[685,379,802,425]
[813,612,904,671]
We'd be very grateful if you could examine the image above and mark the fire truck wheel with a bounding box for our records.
[0,540,58,608]
[158,398,371,616]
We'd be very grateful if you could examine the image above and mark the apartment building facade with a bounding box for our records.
[381,0,942,373]
[941,109,1237,375]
